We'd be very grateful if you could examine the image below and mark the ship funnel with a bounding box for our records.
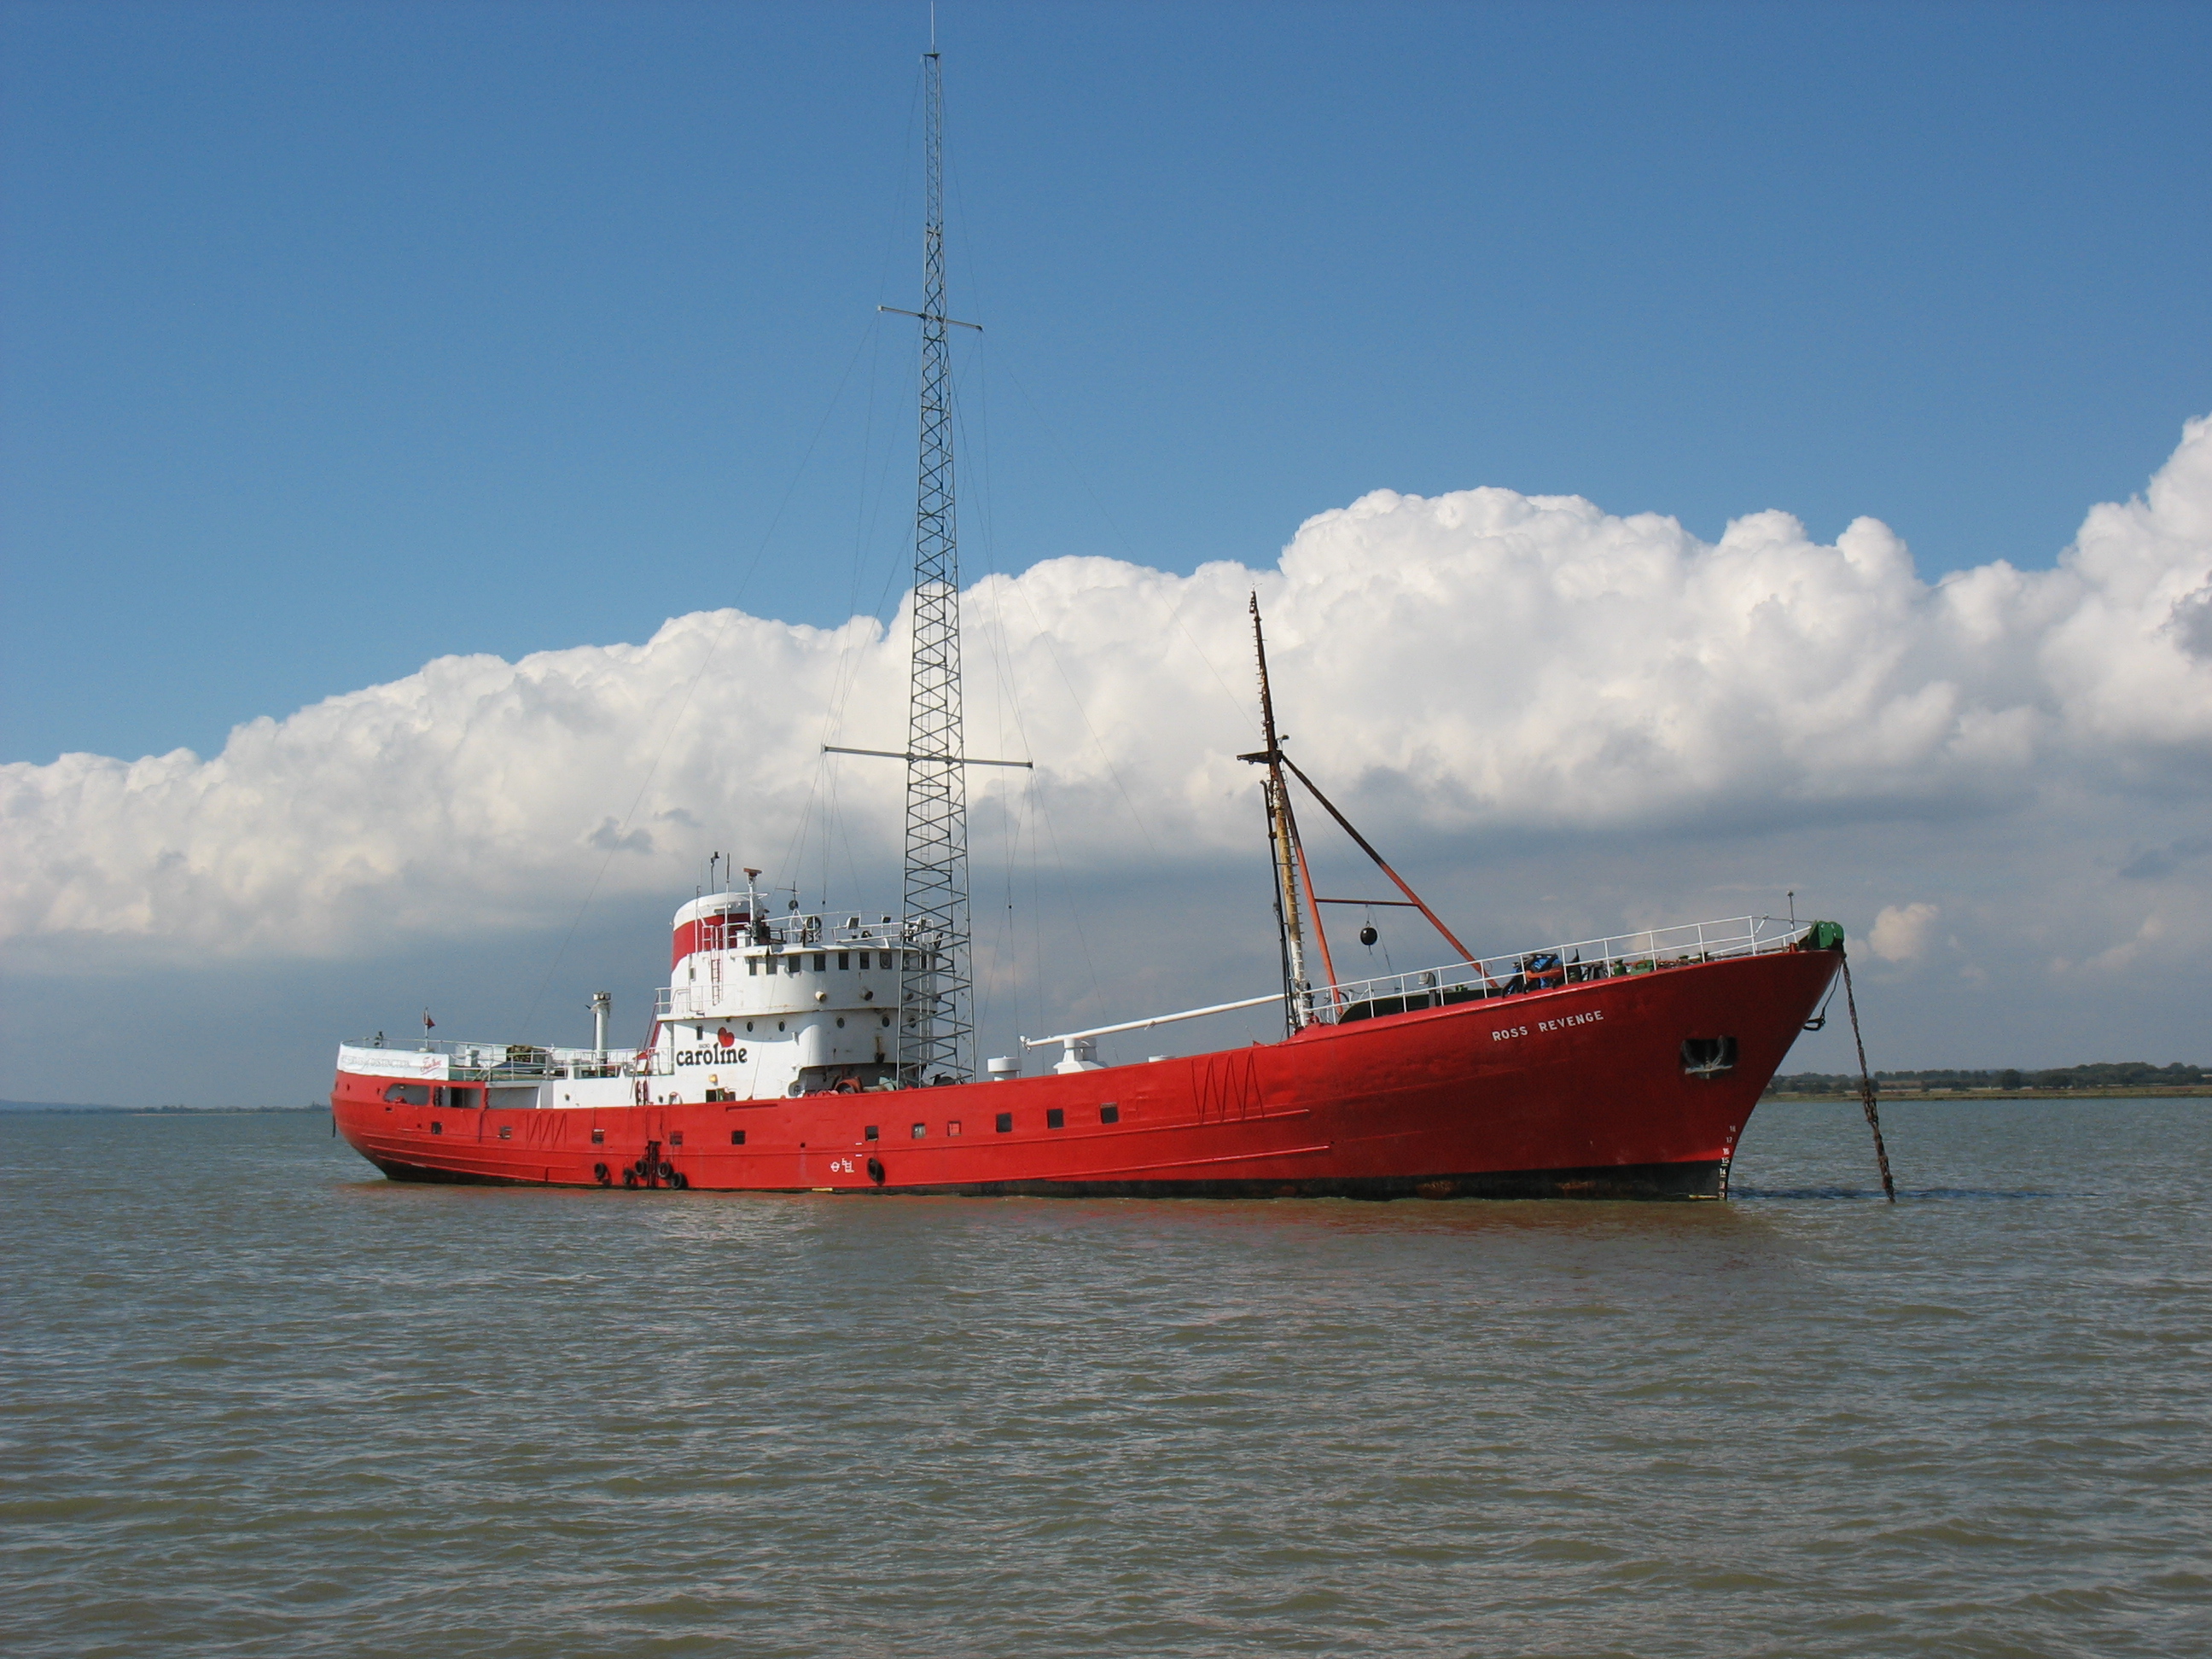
[590,991,612,1057]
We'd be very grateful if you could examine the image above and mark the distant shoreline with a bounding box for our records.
[0,1103,327,1115]
[1765,1087,2212,1102]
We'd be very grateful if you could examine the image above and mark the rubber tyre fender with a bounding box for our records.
[622,1167,639,1190]
[667,1169,689,1190]
[866,1156,886,1187]
[592,1161,611,1187]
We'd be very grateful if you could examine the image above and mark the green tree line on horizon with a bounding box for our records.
[1767,1061,2207,1094]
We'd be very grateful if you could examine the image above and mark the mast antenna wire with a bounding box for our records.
[513,316,881,1044]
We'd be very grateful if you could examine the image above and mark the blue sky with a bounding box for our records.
[6,0,2209,768]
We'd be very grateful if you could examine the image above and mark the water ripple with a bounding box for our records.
[1,1100,2206,1656]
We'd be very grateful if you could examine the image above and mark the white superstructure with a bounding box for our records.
[341,874,941,1110]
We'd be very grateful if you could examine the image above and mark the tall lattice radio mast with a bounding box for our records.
[898,38,971,1084]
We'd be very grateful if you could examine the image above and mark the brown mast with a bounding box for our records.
[1239,595,1336,1023]
[1237,596,1473,992]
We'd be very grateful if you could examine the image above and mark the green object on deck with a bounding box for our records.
[1808,920,1845,951]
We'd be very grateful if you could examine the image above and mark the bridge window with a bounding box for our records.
[838,952,850,969]
[813,953,827,972]
[786,956,800,976]
[748,958,760,976]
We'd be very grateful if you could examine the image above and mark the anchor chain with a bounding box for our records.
[1840,952,1897,1203]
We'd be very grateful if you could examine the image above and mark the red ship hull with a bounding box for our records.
[332,945,1839,1200]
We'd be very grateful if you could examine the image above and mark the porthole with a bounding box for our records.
[1100,1104,1121,1125]
[836,1016,846,1027]
[995,1113,1013,1133]
[731,1129,747,1145]
[1045,1109,1065,1130]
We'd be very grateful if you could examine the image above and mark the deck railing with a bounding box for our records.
[1307,914,1814,1026]
[341,1039,643,1080]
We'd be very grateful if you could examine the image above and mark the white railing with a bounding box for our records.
[1306,915,1815,1025]
[344,1038,647,1079]
[684,910,952,952]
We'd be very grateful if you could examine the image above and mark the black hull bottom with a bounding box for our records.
[368,1155,1728,1202]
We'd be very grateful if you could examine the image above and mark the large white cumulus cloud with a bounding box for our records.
[6,418,2210,967]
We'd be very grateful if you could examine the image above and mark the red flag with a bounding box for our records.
[422,1009,435,1031]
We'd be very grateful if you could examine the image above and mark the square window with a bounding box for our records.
[1100,1104,1121,1125]
[430,1121,442,1135]
[497,1125,511,1140]
[838,952,850,969]
[855,951,870,969]
[813,952,827,972]
[911,1122,926,1139]
[1046,1108,1065,1129]
[947,1121,962,1136]
[731,1129,746,1146]
[591,1127,605,1144]
[748,958,759,975]
[994,1113,1013,1133]
[787,956,800,975]
[671,1131,684,1146]
[864,1125,880,1141]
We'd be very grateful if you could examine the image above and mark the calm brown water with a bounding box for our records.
[3,1101,2207,1657]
